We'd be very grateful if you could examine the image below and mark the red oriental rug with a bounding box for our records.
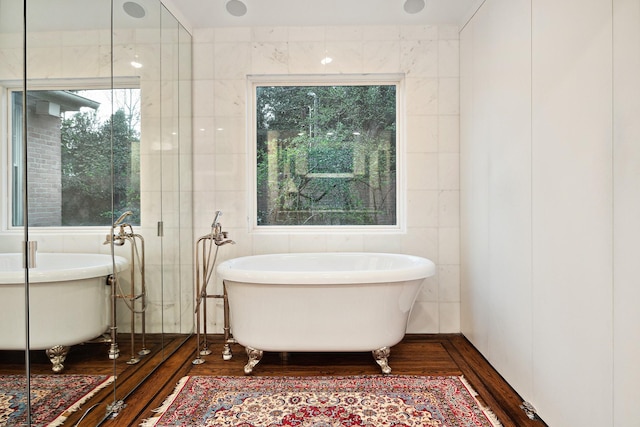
[0,374,114,427]
[143,375,502,427]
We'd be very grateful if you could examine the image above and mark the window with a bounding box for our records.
[9,87,140,227]
[254,79,399,228]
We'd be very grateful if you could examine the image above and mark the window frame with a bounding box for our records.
[1,77,140,233]
[248,74,406,234]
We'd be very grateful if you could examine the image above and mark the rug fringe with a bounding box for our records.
[140,376,190,427]
[459,376,503,427]
[47,375,115,427]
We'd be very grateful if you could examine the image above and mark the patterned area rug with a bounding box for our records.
[0,374,114,427]
[143,375,502,427]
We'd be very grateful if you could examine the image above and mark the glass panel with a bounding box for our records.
[1,0,192,422]
[0,0,28,422]
[255,84,397,226]
[178,18,194,337]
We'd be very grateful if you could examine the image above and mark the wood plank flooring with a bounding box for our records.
[2,334,548,426]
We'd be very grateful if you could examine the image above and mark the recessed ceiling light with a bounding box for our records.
[123,1,146,19]
[226,0,247,17]
[403,0,425,14]
[320,57,333,65]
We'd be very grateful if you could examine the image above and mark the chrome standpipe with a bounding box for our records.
[193,211,235,365]
[105,211,149,365]
[106,275,120,360]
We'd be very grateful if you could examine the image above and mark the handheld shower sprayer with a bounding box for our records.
[114,211,134,227]
[212,210,222,228]
[104,211,134,246]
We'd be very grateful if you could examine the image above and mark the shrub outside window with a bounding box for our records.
[255,80,398,228]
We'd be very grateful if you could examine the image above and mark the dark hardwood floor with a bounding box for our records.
[2,334,548,426]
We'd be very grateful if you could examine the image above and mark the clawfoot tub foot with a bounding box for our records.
[244,347,264,375]
[46,345,70,373]
[372,347,392,374]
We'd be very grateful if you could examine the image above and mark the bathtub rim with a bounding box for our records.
[0,252,129,284]
[216,252,436,285]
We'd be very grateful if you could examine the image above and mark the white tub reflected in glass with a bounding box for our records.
[0,252,128,372]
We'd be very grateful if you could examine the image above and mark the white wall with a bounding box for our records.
[461,0,640,425]
[192,24,461,333]
[612,0,640,424]
[460,0,533,401]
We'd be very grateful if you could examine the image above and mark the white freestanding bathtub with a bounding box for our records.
[216,252,436,374]
[0,252,129,372]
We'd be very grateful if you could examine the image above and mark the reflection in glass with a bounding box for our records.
[0,0,192,423]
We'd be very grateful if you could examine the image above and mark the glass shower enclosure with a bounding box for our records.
[0,0,193,424]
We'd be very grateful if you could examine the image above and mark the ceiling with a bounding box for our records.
[0,0,483,34]
[163,0,484,32]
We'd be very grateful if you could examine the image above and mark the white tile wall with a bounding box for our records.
[192,24,461,334]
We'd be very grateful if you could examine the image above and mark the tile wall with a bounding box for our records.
[192,24,461,333]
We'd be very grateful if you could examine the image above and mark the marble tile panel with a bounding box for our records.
[325,26,363,41]
[290,234,328,252]
[407,153,439,190]
[407,301,439,333]
[193,118,216,154]
[215,42,251,79]
[213,79,246,117]
[439,302,460,332]
[0,48,23,79]
[438,227,460,264]
[405,78,438,115]
[214,116,247,154]
[363,234,402,253]
[438,77,460,114]
[361,25,401,41]
[193,28,215,43]
[193,79,215,117]
[287,41,327,74]
[363,40,400,73]
[192,42,214,79]
[192,153,216,192]
[214,27,251,42]
[416,273,438,302]
[438,25,460,40]
[438,190,460,227]
[401,39,438,77]
[214,154,246,192]
[401,25,438,41]
[251,41,289,74]
[438,264,460,302]
[324,234,365,252]
[252,233,291,255]
[324,41,363,73]
[407,190,439,226]
[27,46,62,78]
[252,26,288,42]
[401,226,438,262]
[406,114,438,153]
[288,26,325,42]
[438,40,460,77]
[439,153,460,190]
[438,115,460,153]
